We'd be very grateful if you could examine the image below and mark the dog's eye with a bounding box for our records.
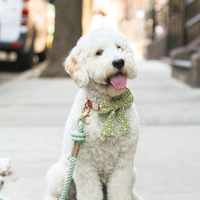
[96,50,103,56]
[117,45,121,49]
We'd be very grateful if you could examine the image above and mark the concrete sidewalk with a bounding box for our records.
[0,60,200,200]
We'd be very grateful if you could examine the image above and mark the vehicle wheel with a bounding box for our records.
[17,31,36,71]
[37,49,47,62]
[17,49,33,71]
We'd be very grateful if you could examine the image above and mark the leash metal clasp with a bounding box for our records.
[79,103,91,122]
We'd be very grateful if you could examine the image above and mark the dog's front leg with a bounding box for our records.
[45,159,71,200]
[107,159,137,200]
[74,160,103,200]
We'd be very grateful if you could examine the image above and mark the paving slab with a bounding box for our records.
[1,126,200,200]
[136,126,200,200]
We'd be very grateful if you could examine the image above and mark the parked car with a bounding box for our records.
[0,0,49,71]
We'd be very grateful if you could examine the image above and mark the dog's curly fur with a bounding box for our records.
[45,29,142,200]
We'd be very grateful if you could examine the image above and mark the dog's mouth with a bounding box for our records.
[107,72,127,90]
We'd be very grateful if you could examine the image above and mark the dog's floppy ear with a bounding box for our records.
[64,46,89,87]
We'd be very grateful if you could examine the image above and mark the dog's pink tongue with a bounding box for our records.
[110,74,127,90]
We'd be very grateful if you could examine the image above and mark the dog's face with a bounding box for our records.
[64,29,137,97]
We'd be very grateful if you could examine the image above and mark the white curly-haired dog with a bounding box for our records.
[45,29,142,200]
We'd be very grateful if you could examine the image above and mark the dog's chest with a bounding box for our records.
[81,110,134,176]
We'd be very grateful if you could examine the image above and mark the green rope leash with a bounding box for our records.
[0,176,3,190]
[0,176,11,200]
[71,121,86,143]
[59,156,77,200]
[60,112,88,200]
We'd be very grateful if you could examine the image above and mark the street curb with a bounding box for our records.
[0,60,49,85]
[0,60,49,92]
[10,60,49,81]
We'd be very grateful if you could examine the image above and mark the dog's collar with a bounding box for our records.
[86,88,134,136]
[86,98,100,111]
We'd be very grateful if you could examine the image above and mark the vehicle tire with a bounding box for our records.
[17,29,36,71]
[17,48,33,71]
[37,49,47,62]
[16,35,35,71]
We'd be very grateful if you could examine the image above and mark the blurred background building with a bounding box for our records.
[144,0,200,87]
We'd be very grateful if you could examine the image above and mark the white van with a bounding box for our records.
[0,0,49,71]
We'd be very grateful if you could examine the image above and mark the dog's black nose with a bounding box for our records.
[112,59,125,70]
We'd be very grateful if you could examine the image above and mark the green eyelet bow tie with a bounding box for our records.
[98,88,134,136]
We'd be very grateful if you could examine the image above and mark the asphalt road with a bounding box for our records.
[0,55,48,85]
[0,72,18,84]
